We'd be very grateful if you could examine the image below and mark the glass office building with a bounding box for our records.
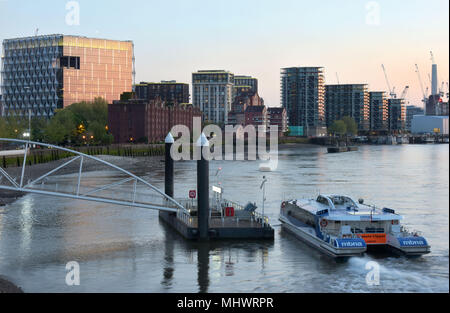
[1,34,133,118]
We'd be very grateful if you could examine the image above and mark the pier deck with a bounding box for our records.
[159,211,274,240]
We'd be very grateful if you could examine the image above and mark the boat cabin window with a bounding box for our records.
[365,227,385,233]
[351,227,363,234]
[331,196,358,208]
[317,196,330,207]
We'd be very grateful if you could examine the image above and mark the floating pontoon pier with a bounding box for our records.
[159,133,274,240]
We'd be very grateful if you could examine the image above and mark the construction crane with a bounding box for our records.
[399,86,409,99]
[381,64,396,98]
[439,82,445,97]
[415,64,427,105]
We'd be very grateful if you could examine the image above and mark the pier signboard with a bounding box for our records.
[357,233,387,244]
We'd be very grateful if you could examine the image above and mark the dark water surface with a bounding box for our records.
[0,144,448,292]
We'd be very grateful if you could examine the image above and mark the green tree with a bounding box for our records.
[44,109,76,144]
[329,120,347,136]
[0,117,27,139]
[31,117,48,142]
[342,116,358,135]
[88,120,113,145]
[38,98,111,146]
[69,98,108,129]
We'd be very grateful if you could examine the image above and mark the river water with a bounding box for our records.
[0,144,448,293]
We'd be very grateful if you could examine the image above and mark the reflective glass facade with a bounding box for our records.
[1,35,133,118]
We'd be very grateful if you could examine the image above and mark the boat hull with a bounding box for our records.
[385,234,431,256]
[279,214,366,260]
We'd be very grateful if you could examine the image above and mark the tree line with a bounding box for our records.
[328,116,358,136]
[0,98,113,146]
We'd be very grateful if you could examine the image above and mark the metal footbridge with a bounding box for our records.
[0,138,186,213]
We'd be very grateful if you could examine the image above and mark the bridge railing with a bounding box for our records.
[0,138,187,213]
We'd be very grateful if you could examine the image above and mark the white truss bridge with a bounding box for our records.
[0,138,186,213]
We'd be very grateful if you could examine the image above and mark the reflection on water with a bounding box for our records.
[0,145,448,292]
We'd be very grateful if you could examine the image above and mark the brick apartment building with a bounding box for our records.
[227,91,263,126]
[244,105,268,132]
[108,99,201,143]
[267,107,288,133]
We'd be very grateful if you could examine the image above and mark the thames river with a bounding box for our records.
[0,144,448,292]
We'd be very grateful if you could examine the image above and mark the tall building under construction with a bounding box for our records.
[281,67,326,137]
[1,34,133,118]
[369,91,389,132]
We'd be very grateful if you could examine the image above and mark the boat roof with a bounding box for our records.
[291,194,402,221]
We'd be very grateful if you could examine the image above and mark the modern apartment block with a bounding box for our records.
[325,84,370,132]
[406,105,424,131]
[135,81,189,104]
[369,91,389,132]
[192,70,234,125]
[281,67,326,137]
[234,75,258,96]
[388,98,406,132]
[1,34,133,118]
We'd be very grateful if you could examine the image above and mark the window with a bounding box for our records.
[317,196,329,206]
[60,56,80,69]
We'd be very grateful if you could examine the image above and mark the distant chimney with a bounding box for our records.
[431,64,438,96]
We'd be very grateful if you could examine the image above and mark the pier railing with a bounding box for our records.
[175,198,270,228]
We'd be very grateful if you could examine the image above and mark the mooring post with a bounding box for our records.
[197,133,210,240]
[165,132,175,215]
[165,132,174,198]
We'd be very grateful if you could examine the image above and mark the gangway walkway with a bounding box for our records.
[0,138,186,213]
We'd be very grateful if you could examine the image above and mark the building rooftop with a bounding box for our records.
[326,84,368,87]
[194,70,231,74]
[235,75,256,79]
[136,81,187,85]
[267,107,285,113]
[245,105,266,113]
[3,34,132,43]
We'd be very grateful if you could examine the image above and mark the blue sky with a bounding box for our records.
[1,0,449,107]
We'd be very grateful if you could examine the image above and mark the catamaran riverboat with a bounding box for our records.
[279,195,430,260]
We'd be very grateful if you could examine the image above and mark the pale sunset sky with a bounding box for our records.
[1,0,449,108]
